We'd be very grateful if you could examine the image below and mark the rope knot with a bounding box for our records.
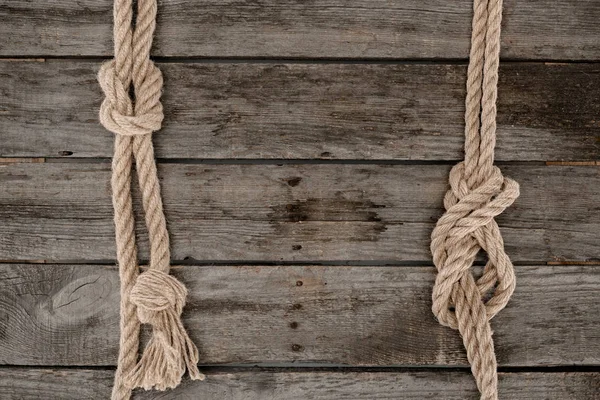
[125,270,205,391]
[130,269,186,322]
[431,161,520,329]
[98,60,164,137]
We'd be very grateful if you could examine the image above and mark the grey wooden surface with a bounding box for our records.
[0,0,599,399]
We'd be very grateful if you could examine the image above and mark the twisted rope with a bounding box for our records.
[431,0,519,399]
[98,1,204,399]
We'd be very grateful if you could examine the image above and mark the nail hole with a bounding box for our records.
[291,344,304,352]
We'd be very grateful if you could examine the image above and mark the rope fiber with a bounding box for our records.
[98,0,204,398]
[431,0,519,399]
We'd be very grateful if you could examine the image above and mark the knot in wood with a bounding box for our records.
[98,60,164,137]
[431,161,520,330]
[130,269,187,323]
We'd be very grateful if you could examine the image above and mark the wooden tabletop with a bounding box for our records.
[0,1,599,398]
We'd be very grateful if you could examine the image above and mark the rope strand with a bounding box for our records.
[431,0,519,399]
[98,0,204,398]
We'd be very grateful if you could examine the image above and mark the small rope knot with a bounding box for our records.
[125,269,205,391]
[98,60,164,137]
[130,270,187,322]
[431,161,520,329]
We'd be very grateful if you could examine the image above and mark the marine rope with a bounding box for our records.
[431,0,520,399]
[98,0,204,398]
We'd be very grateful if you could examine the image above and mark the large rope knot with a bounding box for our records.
[98,60,164,137]
[125,270,205,391]
[432,161,520,329]
[130,269,187,322]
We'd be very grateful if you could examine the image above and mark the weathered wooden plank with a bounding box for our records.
[1,1,599,60]
[1,369,599,400]
[1,61,599,160]
[1,163,599,262]
[0,368,113,400]
[0,264,598,367]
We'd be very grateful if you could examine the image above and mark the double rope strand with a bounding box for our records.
[98,1,204,399]
[431,0,519,399]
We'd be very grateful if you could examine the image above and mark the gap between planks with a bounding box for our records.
[1,260,599,267]
[2,365,599,373]
[3,158,600,166]
[4,56,600,63]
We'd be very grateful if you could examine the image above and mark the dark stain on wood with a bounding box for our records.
[286,177,302,187]
[271,198,386,223]
[267,197,389,244]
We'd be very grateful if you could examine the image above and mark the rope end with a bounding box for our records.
[125,270,204,391]
[124,334,204,391]
[189,365,206,382]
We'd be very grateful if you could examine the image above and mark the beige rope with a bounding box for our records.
[431,0,519,399]
[98,0,204,398]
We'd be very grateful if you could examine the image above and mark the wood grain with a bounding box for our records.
[1,163,599,262]
[1,1,599,60]
[1,369,598,400]
[1,61,599,160]
[0,264,598,367]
